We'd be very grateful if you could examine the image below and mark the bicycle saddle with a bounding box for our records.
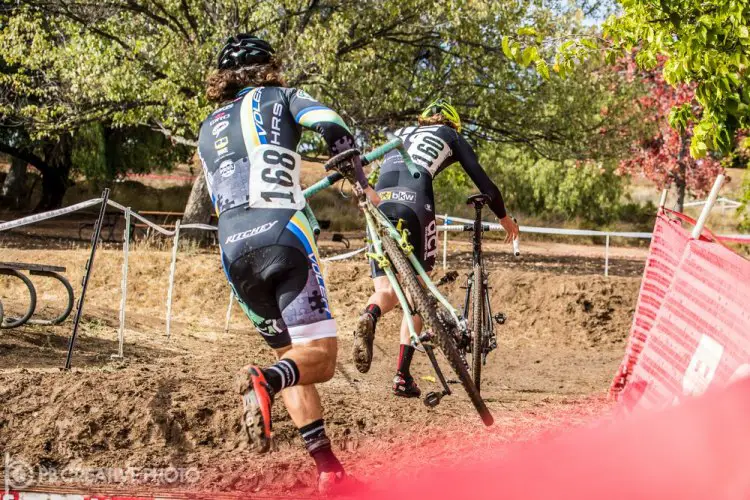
[323,149,361,173]
[466,193,491,207]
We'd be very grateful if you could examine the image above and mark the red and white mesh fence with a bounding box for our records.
[609,211,692,398]
[611,206,750,411]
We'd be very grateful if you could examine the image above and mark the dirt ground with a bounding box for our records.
[0,240,644,496]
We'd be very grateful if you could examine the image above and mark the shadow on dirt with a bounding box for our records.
[0,325,178,369]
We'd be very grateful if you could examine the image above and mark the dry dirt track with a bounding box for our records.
[0,240,645,496]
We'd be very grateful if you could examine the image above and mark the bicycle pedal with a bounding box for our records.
[424,391,442,408]
[494,313,507,325]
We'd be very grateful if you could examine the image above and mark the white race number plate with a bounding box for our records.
[248,145,304,210]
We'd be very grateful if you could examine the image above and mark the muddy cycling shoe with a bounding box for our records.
[318,471,359,496]
[392,374,421,398]
[234,364,274,453]
[352,313,376,373]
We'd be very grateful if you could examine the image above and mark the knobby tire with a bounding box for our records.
[471,264,483,393]
[380,233,493,426]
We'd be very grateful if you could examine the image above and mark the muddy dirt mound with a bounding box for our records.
[0,248,640,495]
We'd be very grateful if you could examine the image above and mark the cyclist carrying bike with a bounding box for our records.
[353,98,519,397]
[198,34,376,493]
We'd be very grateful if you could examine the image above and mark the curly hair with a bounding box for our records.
[417,113,457,129]
[205,58,286,102]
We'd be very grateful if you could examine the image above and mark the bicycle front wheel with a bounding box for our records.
[470,264,483,392]
[380,233,493,426]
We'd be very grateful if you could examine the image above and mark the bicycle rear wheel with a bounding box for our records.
[470,264,483,392]
[380,233,493,426]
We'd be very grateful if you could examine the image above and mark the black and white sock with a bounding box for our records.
[299,419,344,474]
[262,358,300,394]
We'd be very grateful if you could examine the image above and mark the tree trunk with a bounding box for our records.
[675,165,687,213]
[675,134,689,213]
[1,157,28,209]
[36,136,73,212]
[182,171,213,243]
[37,167,69,211]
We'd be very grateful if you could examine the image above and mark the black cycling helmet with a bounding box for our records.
[217,34,275,70]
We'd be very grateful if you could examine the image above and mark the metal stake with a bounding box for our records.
[604,233,610,277]
[224,289,234,334]
[442,214,449,270]
[65,188,110,369]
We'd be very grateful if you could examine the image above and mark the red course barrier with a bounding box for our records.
[621,238,750,411]
[609,211,691,398]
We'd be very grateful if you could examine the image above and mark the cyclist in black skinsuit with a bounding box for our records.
[198,34,376,493]
[352,98,519,397]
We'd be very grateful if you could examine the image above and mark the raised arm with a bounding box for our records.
[289,88,373,196]
[452,134,507,219]
[289,89,356,155]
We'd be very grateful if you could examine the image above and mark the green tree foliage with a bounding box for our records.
[72,124,192,186]
[477,146,626,225]
[1,0,641,154]
[722,133,750,169]
[601,0,750,158]
[741,170,750,231]
[1,0,650,218]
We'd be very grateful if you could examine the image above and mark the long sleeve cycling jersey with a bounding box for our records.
[379,124,507,219]
[197,86,356,215]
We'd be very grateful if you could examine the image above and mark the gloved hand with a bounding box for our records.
[499,215,519,244]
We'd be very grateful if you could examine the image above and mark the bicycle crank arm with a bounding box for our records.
[423,344,452,397]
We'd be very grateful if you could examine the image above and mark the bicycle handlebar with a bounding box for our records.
[361,137,402,166]
[384,132,421,179]
[304,134,421,201]
[511,217,521,257]
[303,171,344,199]
[302,136,415,236]
[442,221,521,256]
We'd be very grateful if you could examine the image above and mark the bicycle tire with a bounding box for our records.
[380,233,493,426]
[471,264,483,392]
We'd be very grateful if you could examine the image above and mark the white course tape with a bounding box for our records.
[0,198,103,232]
[437,218,748,241]
[436,215,654,239]
[323,246,367,262]
[107,200,217,234]
[684,196,741,209]
[181,223,218,231]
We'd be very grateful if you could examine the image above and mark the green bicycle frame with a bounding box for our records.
[301,137,419,236]
[361,199,464,345]
[302,137,420,199]
[302,137,459,346]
